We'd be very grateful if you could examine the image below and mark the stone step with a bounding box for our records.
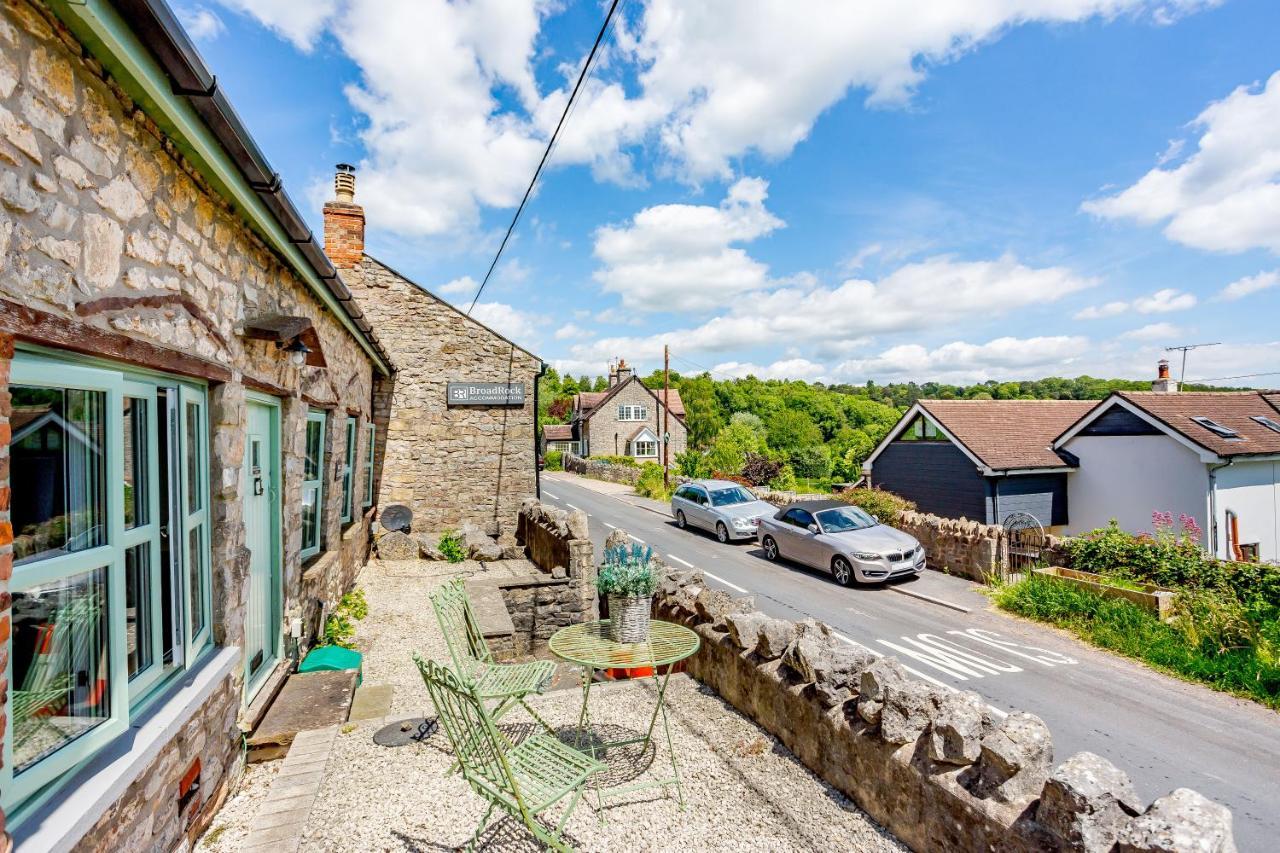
[246,670,357,762]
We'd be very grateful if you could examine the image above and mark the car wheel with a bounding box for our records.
[762,536,779,561]
[716,522,730,543]
[676,510,687,529]
[832,556,855,587]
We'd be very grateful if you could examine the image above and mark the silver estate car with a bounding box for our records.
[757,499,925,586]
[672,480,777,543]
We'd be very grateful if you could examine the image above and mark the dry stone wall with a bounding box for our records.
[346,255,538,538]
[653,569,1237,853]
[564,452,642,485]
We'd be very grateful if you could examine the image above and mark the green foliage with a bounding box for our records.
[597,543,659,597]
[766,408,823,452]
[729,411,766,436]
[635,462,671,501]
[675,449,712,479]
[834,430,877,480]
[544,449,563,471]
[790,445,831,479]
[592,454,638,467]
[839,487,915,520]
[993,574,1280,709]
[706,420,766,475]
[741,452,783,487]
[768,464,797,491]
[321,588,369,649]
[438,530,466,563]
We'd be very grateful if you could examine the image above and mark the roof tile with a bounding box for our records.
[920,399,1098,470]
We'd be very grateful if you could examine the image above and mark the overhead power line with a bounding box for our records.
[467,0,624,314]
[1184,370,1280,384]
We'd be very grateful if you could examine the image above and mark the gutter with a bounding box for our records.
[49,0,392,377]
[534,360,546,499]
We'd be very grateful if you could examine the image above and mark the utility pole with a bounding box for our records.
[663,344,670,488]
[1165,342,1221,390]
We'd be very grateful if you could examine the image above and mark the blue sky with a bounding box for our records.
[179,0,1279,386]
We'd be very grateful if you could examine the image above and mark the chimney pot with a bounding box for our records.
[334,163,356,203]
[1152,358,1177,393]
[323,164,364,268]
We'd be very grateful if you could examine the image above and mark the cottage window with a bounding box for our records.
[634,440,657,457]
[363,423,376,508]
[301,410,326,559]
[341,416,357,524]
[618,404,647,421]
[6,351,212,809]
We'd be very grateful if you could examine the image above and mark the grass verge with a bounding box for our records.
[993,574,1280,711]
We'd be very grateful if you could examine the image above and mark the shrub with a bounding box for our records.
[592,454,638,467]
[635,462,671,501]
[840,487,915,520]
[675,449,712,479]
[768,464,797,491]
[438,530,466,563]
[790,445,832,479]
[544,449,563,471]
[741,452,783,487]
[597,543,659,598]
[321,588,369,649]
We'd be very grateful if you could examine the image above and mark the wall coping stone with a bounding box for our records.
[14,647,240,853]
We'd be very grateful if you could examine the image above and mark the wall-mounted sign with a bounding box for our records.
[447,382,526,407]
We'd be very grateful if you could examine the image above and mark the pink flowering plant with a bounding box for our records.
[1064,513,1219,591]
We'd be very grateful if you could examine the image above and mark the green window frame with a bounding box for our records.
[362,422,375,508]
[340,416,356,524]
[5,350,212,810]
[301,410,326,559]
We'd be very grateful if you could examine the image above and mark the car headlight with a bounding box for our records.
[851,551,881,561]
[732,517,753,528]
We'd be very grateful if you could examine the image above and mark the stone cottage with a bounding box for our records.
[0,0,524,848]
[569,359,687,463]
[323,168,542,539]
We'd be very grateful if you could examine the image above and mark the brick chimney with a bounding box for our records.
[1152,358,1178,393]
[323,163,364,269]
[609,358,633,387]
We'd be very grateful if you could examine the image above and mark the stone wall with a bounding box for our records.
[581,377,687,459]
[342,255,539,538]
[0,335,12,849]
[564,452,643,485]
[895,511,1005,583]
[654,570,1238,853]
[0,1,376,846]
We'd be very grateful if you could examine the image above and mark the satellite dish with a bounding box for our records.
[380,504,413,534]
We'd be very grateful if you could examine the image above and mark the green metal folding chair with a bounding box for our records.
[416,655,604,852]
[429,578,558,735]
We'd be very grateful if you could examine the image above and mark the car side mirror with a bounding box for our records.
[807,523,819,534]
[872,514,880,523]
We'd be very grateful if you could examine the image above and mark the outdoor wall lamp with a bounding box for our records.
[283,338,311,366]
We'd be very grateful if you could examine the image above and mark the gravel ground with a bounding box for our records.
[198,560,905,852]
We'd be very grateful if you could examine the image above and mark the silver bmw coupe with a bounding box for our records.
[756,499,925,586]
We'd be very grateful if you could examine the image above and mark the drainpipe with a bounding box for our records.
[1207,459,1233,557]
[534,360,547,499]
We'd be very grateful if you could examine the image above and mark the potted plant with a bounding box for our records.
[597,543,659,644]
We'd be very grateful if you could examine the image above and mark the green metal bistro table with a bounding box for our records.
[548,619,700,810]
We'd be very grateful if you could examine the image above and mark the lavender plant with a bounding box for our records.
[596,543,658,598]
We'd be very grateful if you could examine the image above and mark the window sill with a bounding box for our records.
[12,646,240,852]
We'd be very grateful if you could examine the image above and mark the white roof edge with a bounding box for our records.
[1055,395,1222,464]
[863,402,986,472]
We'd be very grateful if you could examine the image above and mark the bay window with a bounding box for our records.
[340,416,356,524]
[5,350,212,809]
[301,410,326,559]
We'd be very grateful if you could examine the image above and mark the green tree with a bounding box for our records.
[766,408,822,452]
[680,374,724,448]
[705,420,765,475]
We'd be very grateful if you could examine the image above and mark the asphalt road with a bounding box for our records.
[540,472,1280,851]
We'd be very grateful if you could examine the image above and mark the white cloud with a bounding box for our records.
[216,0,338,51]
[1220,270,1279,301]
[469,301,542,348]
[711,359,830,382]
[1083,70,1280,254]
[592,177,784,313]
[179,6,226,41]
[1120,322,1181,341]
[1075,288,1196,319]
[834,336,1090,384]
[438,275,478,297]
[554,323,592,341]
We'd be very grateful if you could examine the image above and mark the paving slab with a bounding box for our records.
[247,670,356,756]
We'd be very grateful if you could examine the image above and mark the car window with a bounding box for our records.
[675,486,693,501]
[815,506,876,533]
[689,488,707,505]
[710,486,755,507]
[782,508,815,528]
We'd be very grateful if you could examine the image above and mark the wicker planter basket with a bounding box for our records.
[608,595,653,644]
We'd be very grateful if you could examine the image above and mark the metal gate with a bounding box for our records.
[1003,511,1046,575]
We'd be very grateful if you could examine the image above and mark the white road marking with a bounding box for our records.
[888,585,970,613]
[702,571,748,594]
[542,491,560,500]
[833,632,1008,718]
[566,503,581,511]
[667,554,695,568]
[627,533,645,543]
[604,523,617,530]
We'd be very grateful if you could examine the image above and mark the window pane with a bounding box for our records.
[301,486,318,553]
[305,417,323,481]
[185,401,202,513]
[12,567,111,773]
[126,544,152,677]
[12,386,107,565]
[123,397,148,529]
[188,526,205,637]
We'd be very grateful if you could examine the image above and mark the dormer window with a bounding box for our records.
[1252,415,1280,435]
[1190,416,1242,440]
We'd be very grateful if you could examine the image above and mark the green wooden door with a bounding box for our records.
[243,398,280,696]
